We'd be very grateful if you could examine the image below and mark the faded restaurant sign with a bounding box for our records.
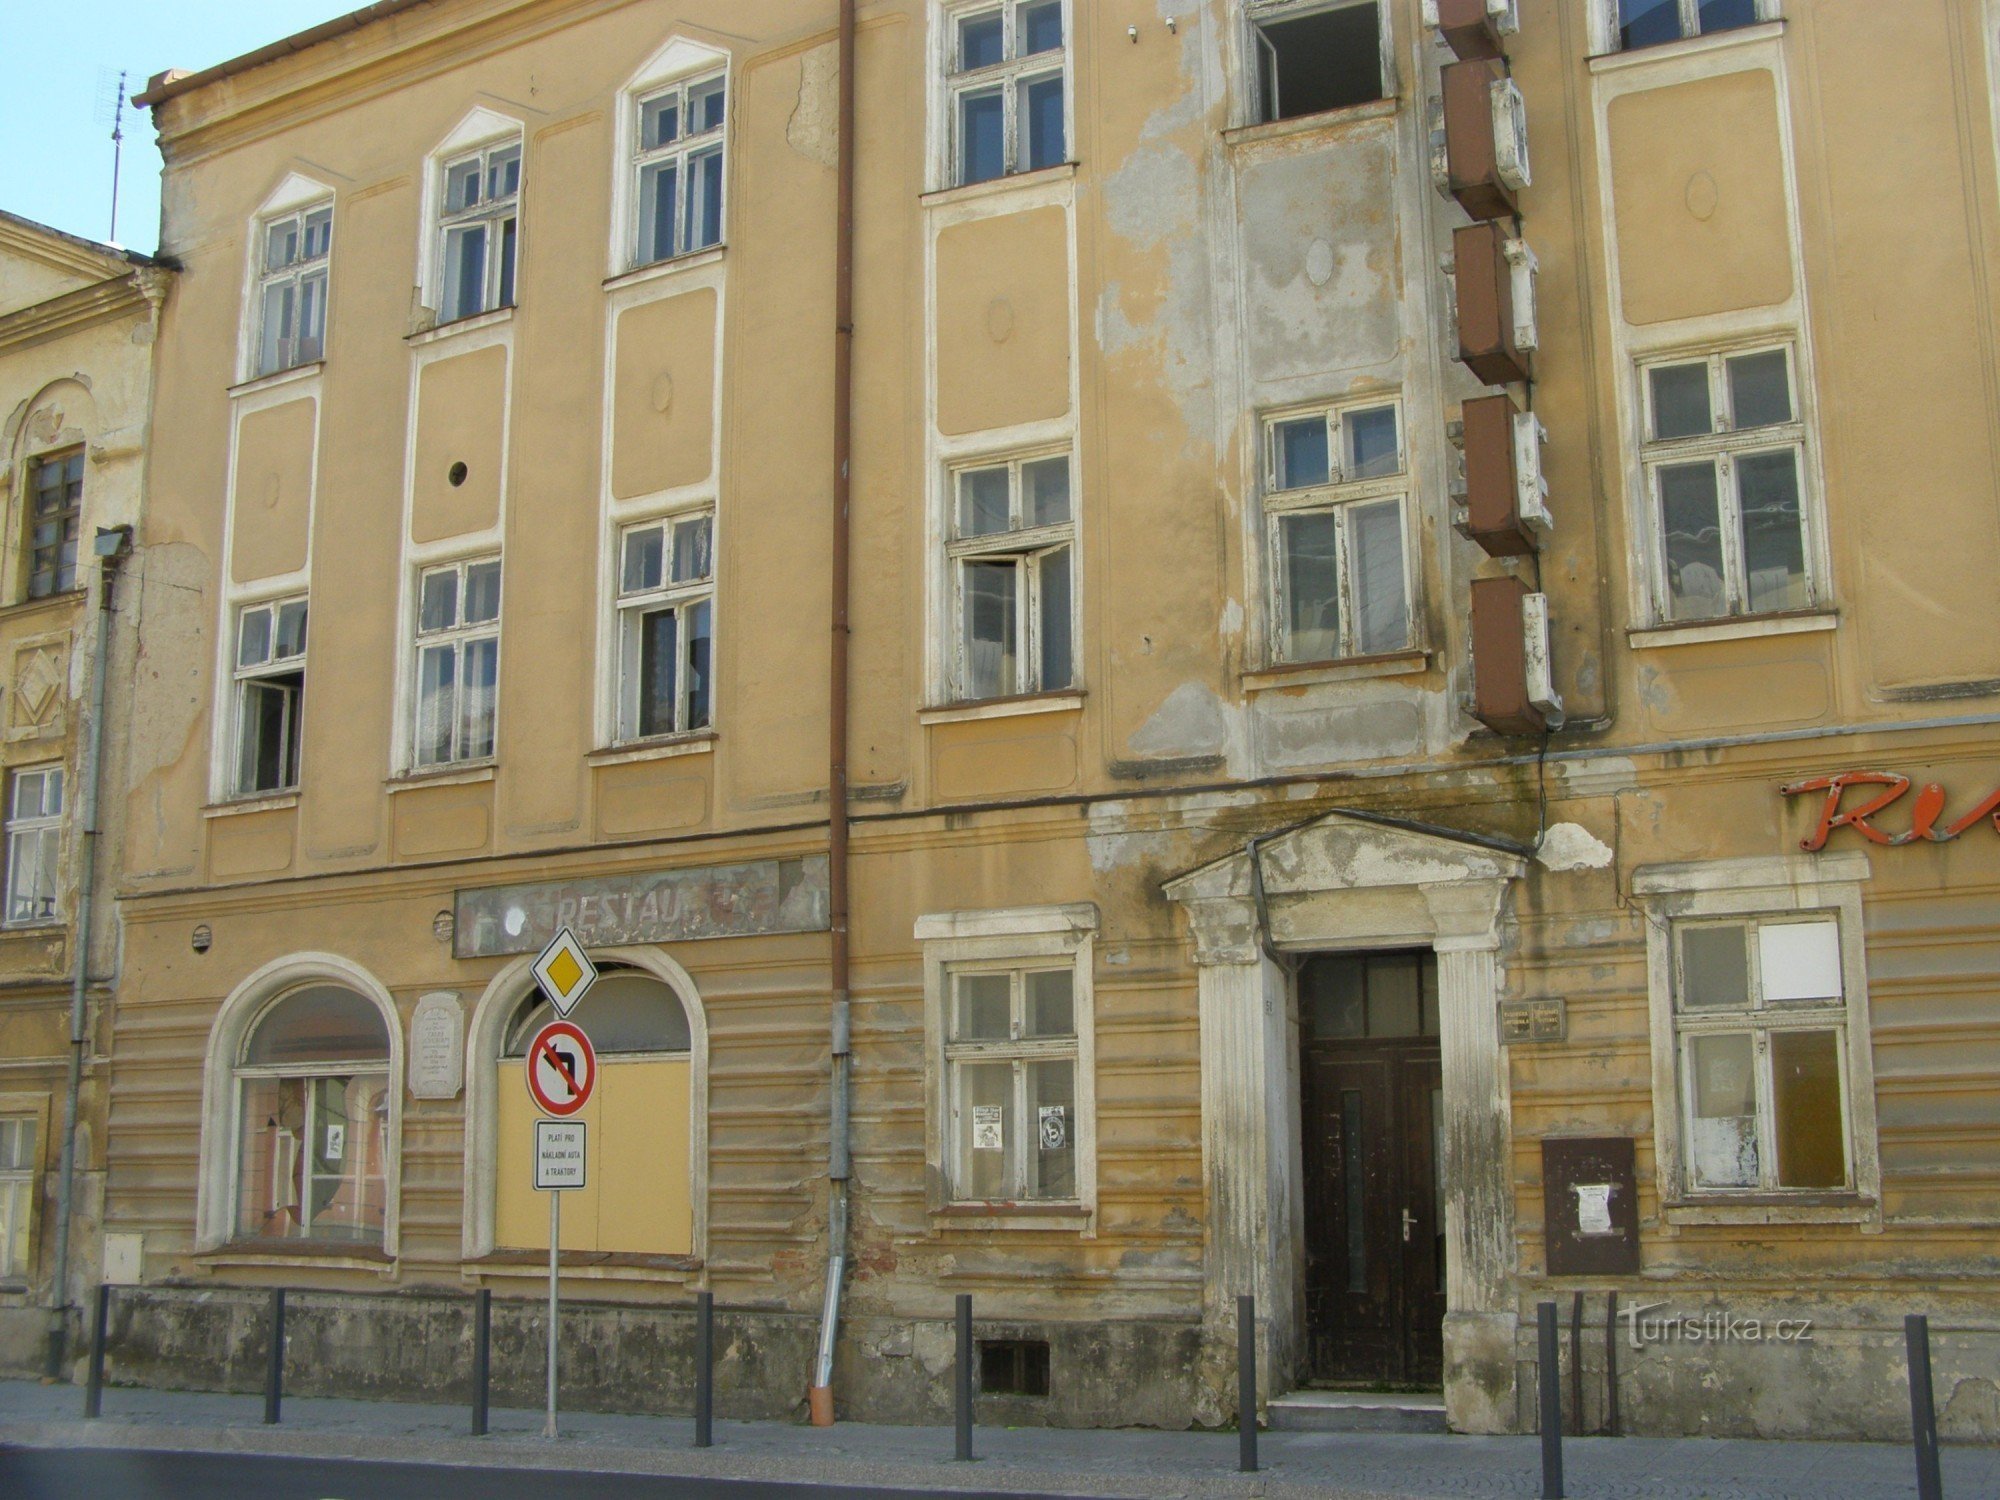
[455,855,829,959]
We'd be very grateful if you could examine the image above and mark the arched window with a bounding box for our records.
[494,968,694,1256]
[233,985,391,1246]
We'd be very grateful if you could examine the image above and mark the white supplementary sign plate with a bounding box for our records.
[532,926,598,1018]
[535,1119,586,1192]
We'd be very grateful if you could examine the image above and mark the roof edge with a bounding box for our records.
[135,0,442,109]
[0,209,160,274]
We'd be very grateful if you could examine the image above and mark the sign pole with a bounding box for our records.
[545,1187,560,1440]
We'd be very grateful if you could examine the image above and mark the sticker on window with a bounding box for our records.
[324,1124,346,1161]
[972,1105,1004,1152]
[1039,1104,1067,1151]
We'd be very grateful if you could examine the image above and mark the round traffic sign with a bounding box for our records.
[525,1020,596,1117]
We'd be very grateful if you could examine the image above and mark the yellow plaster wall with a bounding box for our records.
[611,289,717,499]
[934,206,1071,437]
[229,398,316,581]
[411,347,506,544]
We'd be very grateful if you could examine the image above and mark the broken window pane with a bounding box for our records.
[1256,3,1383,123]
[1660,461,1727,621]
[1689,1032,1759,1189]
[1649,361,1711,439]
[1038,546,1072,690]
[1619,0,1684,48]
[1274,416,1330,490]
[1757,919,1841,1004]
[1771,1029,1846,1189]
[1348,499,1408,656]
[1679,924,1749,1011]
[1727,349,1792,429]
[958,467,1011,537]
[1281,512,1341,663]
[963,560,1019,697]
[959,87,1005,185]
[1736,449,1808,614]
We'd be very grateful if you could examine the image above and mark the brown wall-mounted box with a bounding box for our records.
[1454,221,1531,387]
[1543,1137,1641,1278]
[1433,0,1511,61]
[1470,574,1546,735]
[1442,59,1515,221]
[1460,393,1546,557]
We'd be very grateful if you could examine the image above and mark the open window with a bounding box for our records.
[1250,0,1386,124]
[945,453,1076,702]
[232,596,307,796]
[615,511,713,741]
[436,140,521,324]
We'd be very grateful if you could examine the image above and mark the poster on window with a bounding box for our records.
[1038,1104,1067,1152]
[324,1124,345,1161]
[972,1105,1004,1151]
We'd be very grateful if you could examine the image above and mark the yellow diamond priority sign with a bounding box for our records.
[532,926,598,1018]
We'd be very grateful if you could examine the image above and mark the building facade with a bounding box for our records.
[0,212,167,1370]
[87,0,2000,1440]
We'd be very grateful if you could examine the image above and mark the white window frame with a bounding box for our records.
[944,450,1078,703]
[1261,395,1418,665]
[1590,0,1781,56]
[410,556,502,769]
[434,138,522,325]
[0,1113,40,1284]
[231,1050,392,1248]
[1634,853,1881,1226]
[614,509,715,743]
[230,595,308,797]
[940,0,1072,190]
[4,766,63,929]
[252,203,332,378]
[1245,0,1392,127]
[629,71,729,270]
[1637,339,1820,627]
[917,904,1098,1230]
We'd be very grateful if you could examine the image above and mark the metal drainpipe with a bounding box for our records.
[809,0,857,1429]
[47,529,127,1377]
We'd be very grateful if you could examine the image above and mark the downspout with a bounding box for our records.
[809,0,857,1429]
[47,525,129,1376]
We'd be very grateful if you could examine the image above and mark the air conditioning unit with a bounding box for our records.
[1453,221,1533,387]
[1470,575,1563,735]
[1423,0,1521,61]
[1504,236,1539,353]
[1456,395,1551,556]
[1440,59,1520,221]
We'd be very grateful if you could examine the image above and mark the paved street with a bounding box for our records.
[2,1378,1995,1499]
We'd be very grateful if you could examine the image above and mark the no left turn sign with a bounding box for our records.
[525,1020,596,1117]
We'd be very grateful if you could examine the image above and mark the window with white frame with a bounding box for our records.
[26,449,83,601]
[437,141,521,324]
[1670,914,1854,1194]
[4,768,62,928]
[632,72,727,267]
[947,454,1075,702]
[616,512,714,741]
[0,1117,36,1282]
[1264,397,1413,663]
[944,962,1081,1202]
[412,558,501,767]
[254,204,331,376]
[1607,0,1772,52]
[1640,341,1814,624]
[946,0,1068,187]
[232,597,307,796]
[1249,0,1385,123]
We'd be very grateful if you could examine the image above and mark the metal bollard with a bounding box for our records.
[471,1288,492,1437]
[263,1288,286,1426]
[954,1294,973,1462]
[1237,1294,1258,1474]
[1538,1301,1563,1499]
[695,1291,714,1449]
[1906,1314,1944,1500]
[84,1285,110,1419]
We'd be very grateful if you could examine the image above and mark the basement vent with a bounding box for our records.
[979,1339,1051,1397]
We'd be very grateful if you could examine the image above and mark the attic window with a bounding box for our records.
[1252,1,1385,124]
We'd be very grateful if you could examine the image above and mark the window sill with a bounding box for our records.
[919,691,1084,727]
[386,763,496,793]
[406,305,515,348]
[466,1250,702,1283]
[1244,650,1430,691]
[931,1202,1092,1234]
[1628,610,1835,650]
[197,1241,395,1272]
[1223,95,1400,150]
[603,247,726,293]
[0,590,85,623]
[588,733,716,767]
[922,161,1076,211]
[1589,19,1783,74]
[0,922,63,943]
[204,792,300,819]
[228,361,324,400]
[1663,1192,1875,1228]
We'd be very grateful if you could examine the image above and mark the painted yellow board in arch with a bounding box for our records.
[496,1058,692,1255]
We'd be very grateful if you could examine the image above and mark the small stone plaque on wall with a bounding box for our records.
[1499,998,1567,1044]
[409,992,465,1100]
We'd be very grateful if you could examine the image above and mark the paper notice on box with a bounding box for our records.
[972,1105,1004,1151]
[1574,1182,1614,1236]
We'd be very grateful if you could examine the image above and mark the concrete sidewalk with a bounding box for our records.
[0,1378,1992,1499]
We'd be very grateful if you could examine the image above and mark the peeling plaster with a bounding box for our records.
[1537,821,1615,871]
[786,44,838,169]
[1130,681,1230,761]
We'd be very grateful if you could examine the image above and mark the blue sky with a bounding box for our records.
[0,1,358,253]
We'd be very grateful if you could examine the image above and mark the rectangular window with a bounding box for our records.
[616,512,714,740]
[1640,342,1814,624]
[1264,398,1412,663]
[945,963,1079,1203]
[947,0,1068,187]
[634,73,727,267]
[1250,0,1384,123]
[4,767,63,928]
[0,1117,36,1281]
[413,558,501,767]
[1612,0,1768,52]
[26,450,83,600]
[947,454,1075,701]
[255,205,332,376]
[1673,915,1851,1194]
[232,597,308,796]
[437,142,521,324]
